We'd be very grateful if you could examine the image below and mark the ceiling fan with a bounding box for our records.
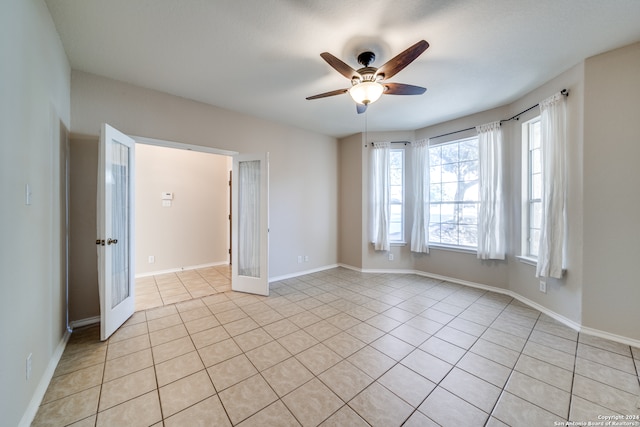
[306,40,429,114]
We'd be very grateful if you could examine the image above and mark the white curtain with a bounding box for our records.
[476,121,505,260]
[238,160,261,277]
[411,139,430,253]
[536,92,567,278]
[370,142,391,251]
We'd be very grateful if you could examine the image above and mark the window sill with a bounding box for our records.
[390,241,407,247]
[428,244,477,255]
[516,256,537,267]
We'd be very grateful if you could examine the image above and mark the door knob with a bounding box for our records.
[107,238,118,245]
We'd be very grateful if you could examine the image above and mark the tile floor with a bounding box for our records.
[135,265,231,311]
[33,267,640,426]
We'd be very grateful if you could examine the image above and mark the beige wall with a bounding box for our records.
[70,71,339,283]
[69,137,100,322]
[338,133,364,268]
[0,1,71,425]
[582,42,640,340]
[135,144,231,275]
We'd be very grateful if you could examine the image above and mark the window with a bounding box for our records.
[522,117,542,258]
[429,137,479,248]
[389,148,405,242]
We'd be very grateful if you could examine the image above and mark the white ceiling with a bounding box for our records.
[46,0,640,138]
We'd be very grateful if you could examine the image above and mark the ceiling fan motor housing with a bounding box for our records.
[357,51,376,67]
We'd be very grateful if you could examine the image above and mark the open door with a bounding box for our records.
[232,153,269,296]
[97,123,136,341]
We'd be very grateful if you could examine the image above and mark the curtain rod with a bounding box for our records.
[428,89,569,140]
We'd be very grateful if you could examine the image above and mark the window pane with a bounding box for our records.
[530,121,541,150]
[390,186,403,203]
[531,149,541,174]
[430,204,441,223]
[440,203,456,224]
[440,224,459,245]
[429,223,442,243]
[459,225,477,247]
[530,201,542,229]
[441,143,459,164]
[529,229,540,257]
[523,117,542,259]
[460,203,478,224]
[463,181,479,202]
[430,146,442,166]
[428,137,479,248]
[389,148,404,242]
[430,183,442,202]
[531,173,542,200]
[441,182,458,202]
[441,163,458,183]
[459,139,479,161]
[458,160,478,181]
[430,165,442,183]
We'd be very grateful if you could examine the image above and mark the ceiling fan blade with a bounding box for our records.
[356,103,367,114]
[306,88,349,100]
[320,52,360,80]
[376,40,429,80]
[383,83,427,95]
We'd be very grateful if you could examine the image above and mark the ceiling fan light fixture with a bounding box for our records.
[349,81,384,105]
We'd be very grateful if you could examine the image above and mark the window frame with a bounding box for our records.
[427,136,480,250]
[388,147,405,244]
[521,116,542,259]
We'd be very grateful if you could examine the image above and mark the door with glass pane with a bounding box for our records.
[231,153,269,296]
[97,123,136,341]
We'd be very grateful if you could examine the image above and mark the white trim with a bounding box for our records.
[132,135,238,157]
[428,244,477,255]
[69,316,101,329]
[510,293,581,332]
[579,326,640,348]
[135,262,229,278]
[516,255,537,267]
[19,329,71,427]
[337,263,640,348]
[413,270,512,296]
[269,264,339,283]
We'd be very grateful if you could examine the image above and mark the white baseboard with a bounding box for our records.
[135,261,229,278]
[337,263,640,348]
[579,325,640,348]
[19,329,71,427]
[69,316,100,329]
[269,264,340,283]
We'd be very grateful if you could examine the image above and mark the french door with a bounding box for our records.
[231,153,269,296]
[97,123,135,340]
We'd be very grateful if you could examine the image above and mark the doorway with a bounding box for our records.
[133,138,234,310]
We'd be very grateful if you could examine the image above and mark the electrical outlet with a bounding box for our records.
[388,253,394,261]
[297,255,303,264]
[26,353,32,380]
[539,280,547,293]
[148,255,155,263]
